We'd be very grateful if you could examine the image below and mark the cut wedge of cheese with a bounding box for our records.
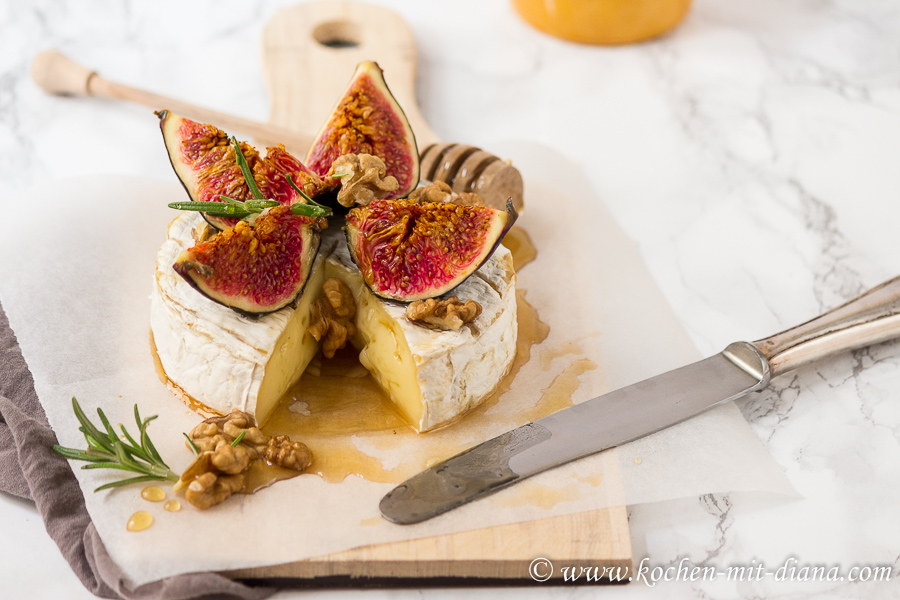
[151,212,517,432]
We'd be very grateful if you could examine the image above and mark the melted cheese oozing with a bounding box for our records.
[326,256,424,427]
[255,263,326,419]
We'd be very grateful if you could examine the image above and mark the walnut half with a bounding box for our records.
[266,436,313,471]
[332,153,399,207]
[407,181,484,206]
[308,278,357,358]
[406,297,482,331]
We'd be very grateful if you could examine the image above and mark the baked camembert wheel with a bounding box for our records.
[151,62,520,433]
[151,214,517,432]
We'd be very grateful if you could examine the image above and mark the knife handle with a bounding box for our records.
[753,275,900,378]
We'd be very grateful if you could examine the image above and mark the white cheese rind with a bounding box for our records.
[326,241,517,431]
[151,212,517,432]
[151,213,326,423]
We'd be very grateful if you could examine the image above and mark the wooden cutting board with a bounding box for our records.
[231,1,632,582]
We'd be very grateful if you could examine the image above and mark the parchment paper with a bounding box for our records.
[0,143,794,586]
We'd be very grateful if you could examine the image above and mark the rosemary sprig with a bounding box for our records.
[53,397,178,492]
[286,174,333,217]
[167,197,331,219]
[167,137,332,220]
[183,432,200,456]
[231,136,265,200]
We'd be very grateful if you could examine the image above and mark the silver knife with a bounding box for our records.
[380,275,900,524]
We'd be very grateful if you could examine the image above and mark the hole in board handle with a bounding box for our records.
[312,21,361,49]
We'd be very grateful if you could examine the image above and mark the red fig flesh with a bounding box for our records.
[173,207,320,314]
[305,61,419,199]
[345,200,517,302]
[158,110,328,230]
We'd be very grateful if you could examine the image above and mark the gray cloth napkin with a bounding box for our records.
[0,303,274,599]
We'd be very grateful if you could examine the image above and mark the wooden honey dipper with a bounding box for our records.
[31,2,523,212]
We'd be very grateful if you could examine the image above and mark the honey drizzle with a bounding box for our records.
[501,226,538,271]
[239,461,305,494]
[519,358,598,424]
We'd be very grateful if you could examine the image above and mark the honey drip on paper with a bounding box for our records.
[126,511,153,532]
[150,331,167,385]
[577,474,604,487]
[500,473,606,510]
[239,461,303,494]
[164,500,182,512]
[498,480,581,510]
[140,486,165,502]
[539,335,600,371]
[519,358,597,423]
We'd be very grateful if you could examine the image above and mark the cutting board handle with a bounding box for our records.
[262,1,439,147]
[754,275,900,378]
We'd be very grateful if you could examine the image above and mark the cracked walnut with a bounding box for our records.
[407,181,484,206]
[406,297,483,331]
[308,278,358,358]
[332,153,399,207]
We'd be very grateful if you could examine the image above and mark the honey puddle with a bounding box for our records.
[240,461,305,494]
[262,287,554,484]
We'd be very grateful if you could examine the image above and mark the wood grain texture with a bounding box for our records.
[244,1,632,582]
[262,1,438,148]
[227,505,632,580]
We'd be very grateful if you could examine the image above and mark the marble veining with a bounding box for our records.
[2,0,900,598]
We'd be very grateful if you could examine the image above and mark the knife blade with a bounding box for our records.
[381,274,900,524]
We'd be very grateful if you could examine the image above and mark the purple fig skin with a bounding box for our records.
[173,207,321,315]
[345,199,517,303]
[157,110,329,231]
[305,61,420,199]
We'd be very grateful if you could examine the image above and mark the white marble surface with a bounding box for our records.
[2,0,900,598]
